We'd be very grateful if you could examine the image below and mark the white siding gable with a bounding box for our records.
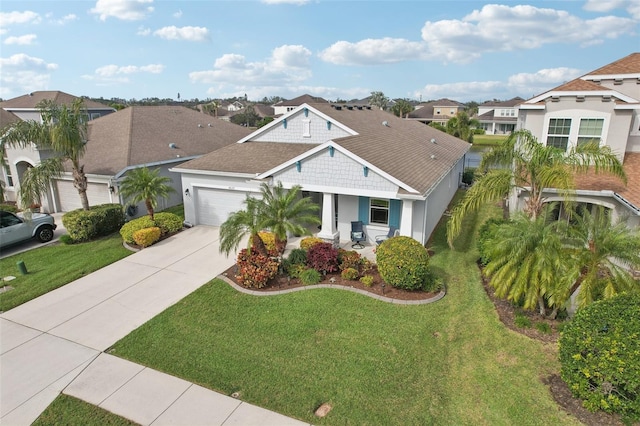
[272,148,397,197]
[251,107,352,144]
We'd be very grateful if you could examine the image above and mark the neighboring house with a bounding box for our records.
[226,100,245,112]
[273,94,328,115]
[173,102,470,246]
[407,99,466,126]
[0,91,117,206]
[477,97,523,135]
[59,105,252,215]
[516,52,640,229]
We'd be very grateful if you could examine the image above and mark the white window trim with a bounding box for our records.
[631,112,640,136]
[369,198,389,226]
[542,110,611,151]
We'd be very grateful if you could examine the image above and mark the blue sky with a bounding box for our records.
[1,0,638,103]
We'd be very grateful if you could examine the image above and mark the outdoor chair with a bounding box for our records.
[350,221,366,249]
[375,226,399,245]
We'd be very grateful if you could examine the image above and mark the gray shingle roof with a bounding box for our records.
[75,105,252,176]
[178,103,470,196]
[0,91,112,110]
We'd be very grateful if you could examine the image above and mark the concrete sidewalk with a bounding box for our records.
[0,226,310,425]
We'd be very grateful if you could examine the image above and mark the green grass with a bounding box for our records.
[33,394,137,426]
[473,134,509,146]
[111,194,580,425]
[0,233,132,311]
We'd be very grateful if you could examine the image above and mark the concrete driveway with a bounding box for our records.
[0,213,66,260]
[0,226,308,425]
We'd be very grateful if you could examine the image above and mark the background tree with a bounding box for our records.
[219,196,268,256]
[445,111,479,143]
[118,167,175,220]
[391,99,414,118]
[258,182,320,253]
[447,129,626,246]
[369,91,389,110]
[1,99,90,209]
[230,105,260,127]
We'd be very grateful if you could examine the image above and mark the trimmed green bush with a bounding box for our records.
[120,217,156,244]
[559,294,640,423]
[0,203,18,213]
[376,236,430,291]
[152,212,183,235]
[299,268,321,285]
[63,204,125,242]
[514,314,532,328]
[133,227,161,248]
[360,275,374,287]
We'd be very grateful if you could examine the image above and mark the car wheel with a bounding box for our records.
[36,225,54,243]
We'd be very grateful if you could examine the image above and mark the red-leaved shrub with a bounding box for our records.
[307,242,339,274]
[235,248,279,289]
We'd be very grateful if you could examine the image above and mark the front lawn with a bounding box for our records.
[0,234,132,312]
[110,195,579,425]
[473,134,509,146]
[33,394,137,426]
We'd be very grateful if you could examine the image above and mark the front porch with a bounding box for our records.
[284,232,378,263]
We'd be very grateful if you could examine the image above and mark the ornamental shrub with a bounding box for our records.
[153,212,183,235]
[307,242,339,274]
[559,293,640,423]
[376,236,430,291]
[0,203,18,213]
[258,231,277,254]
[339,250,362,271]
[235,248,279,289]
[63,203,125,242]
[287,248,307,266]
[120,216,156,244]
[299,268,322,285]
[360,275,374,287]
[341,267,359,281]
[300,236,323,250]
[133,227,161,248]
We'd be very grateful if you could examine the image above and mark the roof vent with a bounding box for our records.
[208,123,212,127]
[346,106,353,110]
[169,143,177,149]
[382,121,389,127]
[551,95,560,102]
[614,78,623,85]
[430,138,437,144]
[430,155,436,160]
[332,105,342,111]
[357,106,363,110]
[365,106,371,110]
[602,95,612,102]
[198,123,203,127]
[576,95,585,102]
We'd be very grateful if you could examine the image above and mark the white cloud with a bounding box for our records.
[0,10,41,26]
[261,0,310,5]
[136,26,151,36]
[319,4,637,67]
[4,34,37,45]
[90,0,154,21]
[153,26,209,42]
[0,54,58,97]
[93,63,164,77]
[420,4,637,63]
[190,45,312,87]
[584,0,640,19]
[51,14,78,25]
[415,67,583,102]
[173,9,182,18]
[319,38,429,65]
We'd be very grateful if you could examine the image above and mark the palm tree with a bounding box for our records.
[258,182,320,253]
[447,129,626,247]
[118,167,175,220]
[560,206,640,309]
[369,91,389,110]
[483,206,569,316]
[219,196,268,256]
[445,111,479,143]
[1,99,90,209]
[391,99,414,118]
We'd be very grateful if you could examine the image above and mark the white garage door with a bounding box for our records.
[56,180,111,212]
[195,188,250,226]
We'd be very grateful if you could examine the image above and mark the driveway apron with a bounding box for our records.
[0,227,308,425]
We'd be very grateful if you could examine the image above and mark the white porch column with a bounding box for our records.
[317,192,339,246]
[399,199,413,237]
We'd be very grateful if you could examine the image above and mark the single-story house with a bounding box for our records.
[173,102,471,246]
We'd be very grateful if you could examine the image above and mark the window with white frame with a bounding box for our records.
[3,163,13,187]
[546,118,572,150]
[577,118,604,146]
[370,198,389,225]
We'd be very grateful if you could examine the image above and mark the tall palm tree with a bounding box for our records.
[118,167,175,220]
[1,99,90,209]
[445,111,479,143]
[258,182,320,253]
[560,206,640,308]
[482,206,568,316]
[447,129,626,247]
[369,91,389,110]
[219,196,268,256]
